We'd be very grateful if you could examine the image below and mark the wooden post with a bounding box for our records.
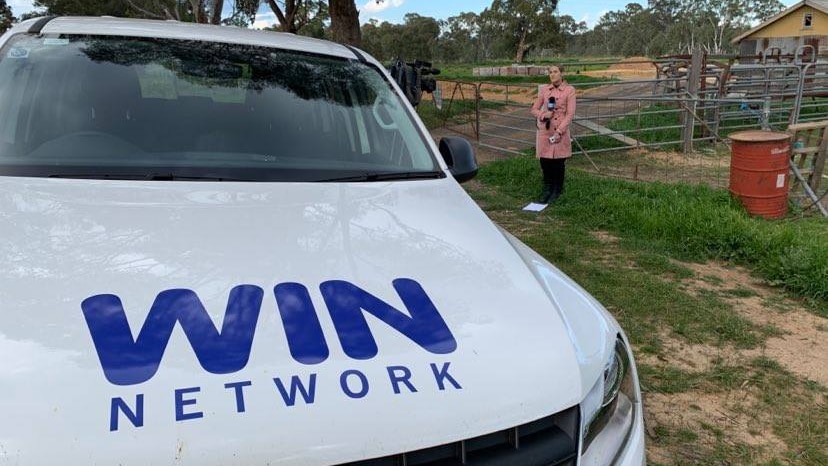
[813,126,828,191]
[683,49,703,154]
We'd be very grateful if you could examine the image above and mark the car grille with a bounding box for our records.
[339,405,580,466]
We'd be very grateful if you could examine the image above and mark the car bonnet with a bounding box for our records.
[0,175,584,465]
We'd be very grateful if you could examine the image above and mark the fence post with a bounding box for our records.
[683,49,703,153]
[475,83,481,141]
[792,64,811,125]
[636,101,642,148]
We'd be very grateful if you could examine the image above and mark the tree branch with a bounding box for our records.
[126,0,170,20]
[266,0,289,29]
[211,0,224,25]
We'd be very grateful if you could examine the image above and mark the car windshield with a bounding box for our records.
[0,34,440,181]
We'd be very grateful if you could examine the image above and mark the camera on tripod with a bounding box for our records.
[389,58,441,108]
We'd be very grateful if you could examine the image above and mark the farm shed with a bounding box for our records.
[732,0,828,60]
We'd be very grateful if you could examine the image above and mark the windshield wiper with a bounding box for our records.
[317,170,444,182]
[144,173,241,181]
[48,173,244,181]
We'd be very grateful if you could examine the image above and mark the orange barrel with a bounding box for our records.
[729,130,790,219]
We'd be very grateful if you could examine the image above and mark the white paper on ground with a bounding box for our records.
[522,202,548,212]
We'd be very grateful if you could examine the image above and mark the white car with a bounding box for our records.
[0,16,645,465]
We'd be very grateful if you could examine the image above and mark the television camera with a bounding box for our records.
[389,58,440,108]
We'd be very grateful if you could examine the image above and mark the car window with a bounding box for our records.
[0,34,440,181]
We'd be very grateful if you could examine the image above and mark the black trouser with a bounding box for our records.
[540,158,566,195]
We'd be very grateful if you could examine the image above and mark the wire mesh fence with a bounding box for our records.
[423,55,828,214]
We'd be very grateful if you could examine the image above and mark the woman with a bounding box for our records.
[530,65,576,204]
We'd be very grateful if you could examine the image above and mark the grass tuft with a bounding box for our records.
[476,154,828,310]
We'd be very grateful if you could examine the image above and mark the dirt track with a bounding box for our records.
[440,79,657,156]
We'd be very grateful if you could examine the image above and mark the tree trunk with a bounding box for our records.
[329,0,361,46]
[514,30,529,63]
[266,0,300,33]
[210,0,224,25]
[189,0,204,23]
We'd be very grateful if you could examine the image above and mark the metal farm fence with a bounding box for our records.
[425,53,828,211]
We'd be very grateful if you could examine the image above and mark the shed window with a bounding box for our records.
[804,13,813,27]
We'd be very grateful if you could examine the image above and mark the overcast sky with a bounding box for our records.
[7,0,802,30]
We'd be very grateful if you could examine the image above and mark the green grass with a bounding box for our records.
[574,104,686,152]
[466,155,828,464]
[554,253,761,350]
[722,287,759,298]
[641,355,827,465]
[632,252,696,279]
[476,155,828,310]
[416,99,504,130]
[748,357,828,465]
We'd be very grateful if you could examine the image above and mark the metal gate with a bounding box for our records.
[428,54,828,196]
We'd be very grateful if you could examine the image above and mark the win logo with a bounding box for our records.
[82,279,457,386]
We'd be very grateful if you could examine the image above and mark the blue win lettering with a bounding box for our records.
[273,374,317,406]
[320,279,457,360]
[82,286,263,386]
[83,279,457,386]
[274,283,329,365]
[110,395,143,431]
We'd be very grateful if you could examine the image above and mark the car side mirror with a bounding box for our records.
[438,136,478,183]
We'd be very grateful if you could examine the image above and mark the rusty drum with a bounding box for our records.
[729,130,790,219]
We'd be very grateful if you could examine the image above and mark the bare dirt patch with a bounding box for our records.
[636,335,732,373]
[681,261,828,387]
[645,390,787,464]
[582,56,657,81]
[589,230,620,244]
[477,85,536,105]
[631,258,826,463]
[644,149,729,169]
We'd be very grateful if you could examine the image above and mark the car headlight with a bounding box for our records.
[581,336,639,464]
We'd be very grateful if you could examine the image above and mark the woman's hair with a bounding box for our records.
[548,65,565,73]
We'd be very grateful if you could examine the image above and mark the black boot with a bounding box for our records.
[538,183,554,204]
[550,159,565,202]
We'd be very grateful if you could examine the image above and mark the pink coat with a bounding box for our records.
[530,82,576,159]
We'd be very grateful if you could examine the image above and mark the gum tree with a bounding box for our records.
[0,1,13,35]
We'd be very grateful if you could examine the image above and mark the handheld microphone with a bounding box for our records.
[545,97,556,129]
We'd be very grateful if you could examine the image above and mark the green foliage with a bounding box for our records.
[438,12,484,63]
[0,0,13,35]
[32,0,258,25]
[477,155,828,306]
[568,0,786,56]
[481,0,560,62]
[294,1,329,38]
[362,13,440,62]
[20,0,794,60]
[33,0,130,17]
[263,1,327,35]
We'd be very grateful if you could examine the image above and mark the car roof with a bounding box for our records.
[24,16,358,60]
